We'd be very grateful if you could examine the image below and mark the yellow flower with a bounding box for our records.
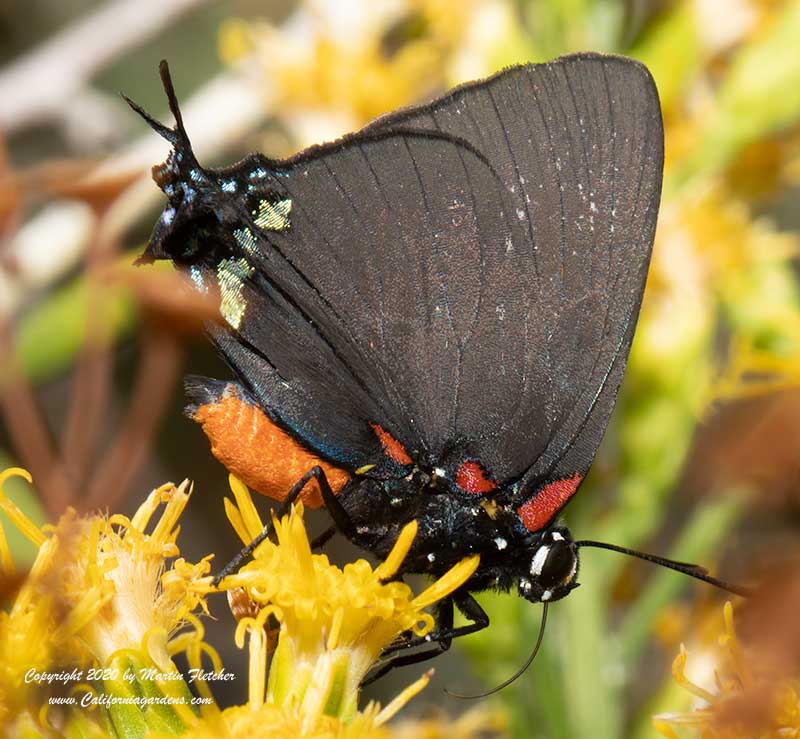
[0,468,213,736]
[218,0,495,145]
[636,182,800,411]
[1,468,498,737]
[201,473,480,732]
[78,480,213,669]
[163,702,505,739]
[654,601,800,738]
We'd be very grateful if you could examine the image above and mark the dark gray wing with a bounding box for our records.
[212,52,663,490]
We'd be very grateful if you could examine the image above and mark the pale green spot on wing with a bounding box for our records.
[217,257,255,329]
[253,198,292,232]
[234,227,258,254]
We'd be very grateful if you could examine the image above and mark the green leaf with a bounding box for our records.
[12,274,138,385]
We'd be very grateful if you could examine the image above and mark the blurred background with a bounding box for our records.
[1,1,799,737]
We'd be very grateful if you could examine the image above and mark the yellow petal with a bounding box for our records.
[374,520,417,581]
[413,554,480,610]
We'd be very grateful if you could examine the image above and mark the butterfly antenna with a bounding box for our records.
[576,540,753,597]
[158,60,191,146]
[121,92,176,143]
[446,601,548,699]
[121,60,196,158]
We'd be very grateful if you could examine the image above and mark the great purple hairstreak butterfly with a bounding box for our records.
[128,53,748,691]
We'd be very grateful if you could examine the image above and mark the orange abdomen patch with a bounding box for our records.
[192,389,351,507]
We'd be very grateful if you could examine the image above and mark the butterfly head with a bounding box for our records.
[125,61,238,268]
[518,526,580,603]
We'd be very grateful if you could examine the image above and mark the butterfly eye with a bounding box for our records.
[538,540,577,591]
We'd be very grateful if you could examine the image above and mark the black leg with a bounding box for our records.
[383,592,490,655]
[312,466,357,539]
[362,599,455,686]
[213,466,351,584]
[310,525,336,550]
[362,592,489,685]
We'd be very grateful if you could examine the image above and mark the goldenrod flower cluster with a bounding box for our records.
[0,467,503,738]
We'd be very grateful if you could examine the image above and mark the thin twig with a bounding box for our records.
[85,325,184,511]
[0,322,76,515]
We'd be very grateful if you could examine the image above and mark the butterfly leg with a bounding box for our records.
[361,592,489,685]
[309,465,357,539]
[213,466,346,583]
[310,525,336,550]
[393,592,490,653]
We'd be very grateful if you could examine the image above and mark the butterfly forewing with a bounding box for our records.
[205,53,662,509]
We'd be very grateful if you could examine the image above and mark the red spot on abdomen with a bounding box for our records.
[192,388,351,507]
[370,422,413,465]
[516,474,583,532]
[456,461,497,495]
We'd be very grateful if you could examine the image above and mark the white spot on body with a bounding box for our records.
[542,590,553,601]
[531,545,550,576]
[161,208,175,225]
[221,180,237,193]
[551,532,564,541]
[516,208,525,220]
[427,553,436,563]
[494,537,507,551]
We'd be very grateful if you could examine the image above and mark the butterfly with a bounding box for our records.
[129,53,745,689]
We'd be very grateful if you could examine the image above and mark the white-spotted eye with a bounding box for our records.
[538,539,577,591]
[530,545,550,576]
